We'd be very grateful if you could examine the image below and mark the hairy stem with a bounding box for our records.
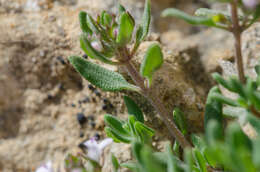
[231,0,246,84]
[123,60,192,149]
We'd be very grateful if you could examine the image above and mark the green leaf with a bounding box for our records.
[191,135,206,151]
[226,123,252,152]
[212,73,235,92]
[124,96,144,123]
[140,0,151,41]
[166,143,183,172]
[111,154,120,172]
[140,43,163,86]
[184,148,194,172]
[79,11,92,34]
[246,113,260,134]
[162,8,218,27]
[86,14,101,34]
[132,142,143,164]
[105,127,132,143]
[69,56,139,92]
[135,121,155,137]
[173,141,180,157]
[118,4,126,15]
[101,11,112,27]
[205,120,224,145]
[252,137,260,168]
[229,76,247,98]
[173,108,188,135]
[210,93,239,107]
[120,161,140,172]
[193,148,207,172]
[116,12,135,46]
[195,8,230,18]
[104,114,129,136]
[204,86,223,130]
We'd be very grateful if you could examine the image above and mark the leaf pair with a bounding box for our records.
[104,114,154,144]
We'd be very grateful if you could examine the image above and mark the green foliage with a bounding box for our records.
[79,11,92,35]
[173,108,188,136]
[140,43,163,86]
[124,96,144,123]
[80,35,115,64]
[135,0,151,49]
[161,8,227,29]
[212,71,260,118]
[204,86,223,131]
[111,154,120,172]
[69,56,138,92]
[116,12,135,46]
[104,114,154,144]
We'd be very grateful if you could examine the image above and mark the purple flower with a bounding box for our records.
[35,161,53,172]
[243,0,259,9]
[82,138,113,162]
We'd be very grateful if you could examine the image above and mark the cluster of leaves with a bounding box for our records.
[108,81,260,172]
[161,0,260,30]
[104,96,154,144]
[69,0,163,92]
[210,65,260,134]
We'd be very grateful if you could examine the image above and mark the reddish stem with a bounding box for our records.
[230,0,246,84]
[123,57,192,149]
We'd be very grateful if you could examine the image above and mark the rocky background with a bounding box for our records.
[0,0,259,171]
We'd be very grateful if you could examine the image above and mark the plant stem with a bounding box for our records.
[123,60,192,149]
[231,0,246,84]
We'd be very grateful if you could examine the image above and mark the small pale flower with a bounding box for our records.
[91,41,103,52]
[82,137,113,162]
[35,161,53,172]
[243,0,259,9]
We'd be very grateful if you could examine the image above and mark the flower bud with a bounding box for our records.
[91,41,103,52]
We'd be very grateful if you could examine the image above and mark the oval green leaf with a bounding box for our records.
[140,43,163,86]
[124,96,144,123]
[69,56,139,92]
[116,12,135,46]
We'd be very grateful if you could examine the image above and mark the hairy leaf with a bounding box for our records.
[104,114,130,136]
[204,86,224,130]
[69,56,138,91]
[124,96,144,123]
[140,0,151,41]
[162,8,217,27]
[140,43,163,85]
[79,11,92,34]
[116,12,135,46]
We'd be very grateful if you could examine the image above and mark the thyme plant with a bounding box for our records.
[64,0,260,172]
[69,0,190,148]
